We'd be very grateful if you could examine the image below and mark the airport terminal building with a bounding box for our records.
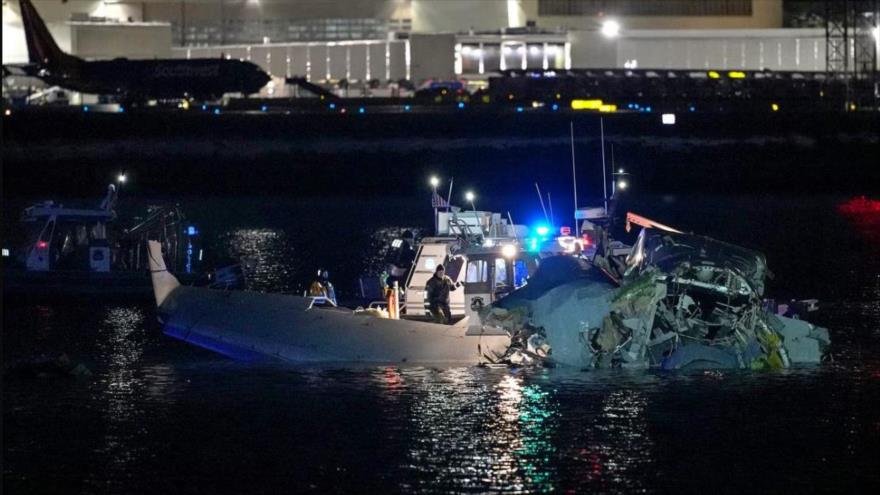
[2,1,877,95]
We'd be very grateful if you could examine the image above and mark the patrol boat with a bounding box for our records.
[146,203,587,364]
[3,184,206,297]
[148,236,512,364]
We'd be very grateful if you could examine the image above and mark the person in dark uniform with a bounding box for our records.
[385,230,417,290]
[425,264,457,324]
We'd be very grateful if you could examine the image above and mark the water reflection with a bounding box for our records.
[91,306,150,488]
[514,380,557,491]
[400,368,559,493]
[593,388,652,487]
[218,228,298,293]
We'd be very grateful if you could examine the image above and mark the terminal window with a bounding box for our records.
[538,0,753,16]
[174,18,388,46]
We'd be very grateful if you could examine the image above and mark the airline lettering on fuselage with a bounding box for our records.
[153,64,220,78]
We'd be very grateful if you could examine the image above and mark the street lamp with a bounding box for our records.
[117,172,127,184]
[430,176,440,188]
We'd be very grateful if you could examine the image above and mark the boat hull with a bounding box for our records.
[159,286,510,365]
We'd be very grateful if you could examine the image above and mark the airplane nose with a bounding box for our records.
[251,70,270,89]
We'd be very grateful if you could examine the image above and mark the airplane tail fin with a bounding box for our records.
[147,240,181,307]
[19,0,78,66]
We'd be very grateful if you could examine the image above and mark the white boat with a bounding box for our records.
[147,203,599,364]
[148,238,512,365]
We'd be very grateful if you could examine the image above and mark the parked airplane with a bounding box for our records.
[7,0,270,103]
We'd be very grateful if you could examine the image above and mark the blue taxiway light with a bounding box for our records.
[551,103,559,111]
[202,104,207,111]
[689,106,696,112]
[118,106,124,113]
[329,103,336,109]
[403,105,411,111]
[457,102,465,109]
[187,226,199,236]
[358,107,365,114]
[516,106,524,113]
[83,106,89,112]
[213,108,221,115]
[261,105,268,112]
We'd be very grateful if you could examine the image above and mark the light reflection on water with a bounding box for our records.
[218,228,299,293]
[91,307,150,489]
[4,344,880,493]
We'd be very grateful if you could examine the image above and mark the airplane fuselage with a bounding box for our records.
[38,57,270,101]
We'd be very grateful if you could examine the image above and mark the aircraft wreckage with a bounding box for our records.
[482,217,831,370]
[147,210,829,369]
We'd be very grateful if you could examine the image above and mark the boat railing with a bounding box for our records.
[367,300,407,312]
[306,296,338,309]
[447,215,484,244]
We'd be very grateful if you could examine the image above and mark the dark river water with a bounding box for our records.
[4,194,880,494]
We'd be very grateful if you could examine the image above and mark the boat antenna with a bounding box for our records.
[445,177,454,212]
[570,121,579,235]
[547,192,555,227]
[507,211,518,241]
[600,117,608,215]
[535,183,549,223]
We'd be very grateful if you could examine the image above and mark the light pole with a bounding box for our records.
[430,176,440,234]
[612,168,630,198]
[465,190,479,235]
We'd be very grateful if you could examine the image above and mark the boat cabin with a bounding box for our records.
[20,201,116,272]
[401,208,563,330]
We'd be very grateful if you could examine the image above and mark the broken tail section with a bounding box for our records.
[19,0,81,68]
[147,240,180,307]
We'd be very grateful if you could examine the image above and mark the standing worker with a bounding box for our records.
[321,270,337,306]
[425,264,457,324]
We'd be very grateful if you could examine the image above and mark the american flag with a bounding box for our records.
[431,190,449,208]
